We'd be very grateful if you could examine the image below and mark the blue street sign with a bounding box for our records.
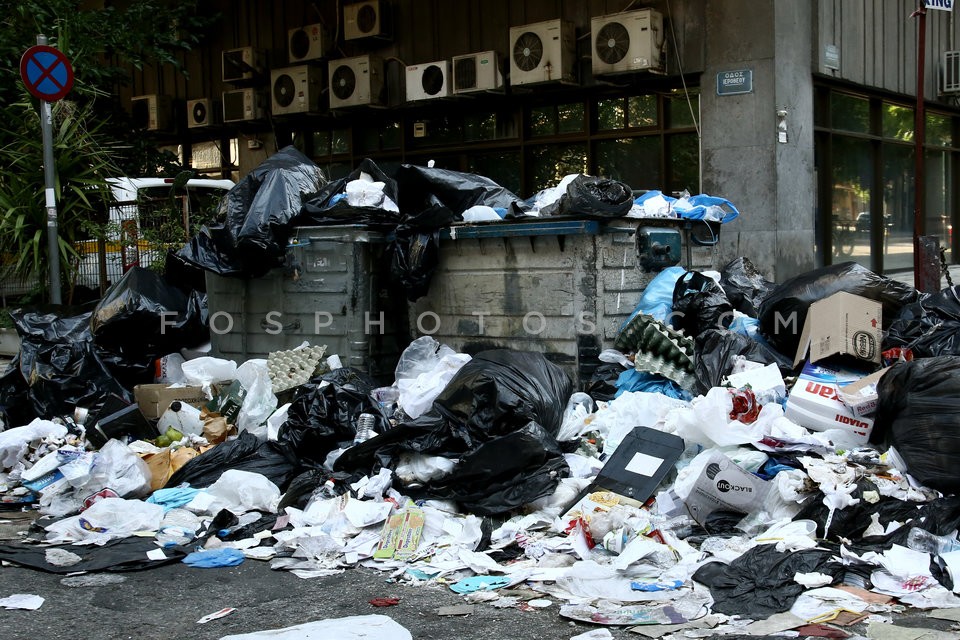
[20,44,74,102]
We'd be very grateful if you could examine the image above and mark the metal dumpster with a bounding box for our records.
[205,225,408,383]
[408,218,719,388]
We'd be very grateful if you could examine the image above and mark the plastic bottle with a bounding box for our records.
[906,527,960,555]
[157,401,204,437]
[317,479,338,500]
[353,413,376,446]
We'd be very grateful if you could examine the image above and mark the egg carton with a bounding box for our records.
[615,313,695,389]
[267,344,328,393]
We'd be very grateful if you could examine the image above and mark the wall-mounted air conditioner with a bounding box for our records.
[591,9,664,76]
[452,51,503,93]
[328,55,384,108]
[222,88,265,122]
[187,98,220,128]
[131,94,172,131]
[344,0,391,41]
[288,23,329,63]
[222,46,264,83]
[509,19,576,86]
[405,60,450,101]
[271,65,325,115]
[943,51,960,94]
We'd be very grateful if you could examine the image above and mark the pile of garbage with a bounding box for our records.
[3,253,960,634]
[4,151,960,636]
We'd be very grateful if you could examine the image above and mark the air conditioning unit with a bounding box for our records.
[406,60,450,101]
[222,88,265,122]
[187,98,220,128]
[943,51,960,94]
[222,46,264,83]
[288,23,329,63]
[271,65,325,115]
[452,51,503,93]
[328,55,384,108]
[344,0,391,41]
[591,9,664,76]
[509,19,577,86]
[130,94,172,131]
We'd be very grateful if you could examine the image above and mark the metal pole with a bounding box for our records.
[913,7,927,288]
[37,34,62,304]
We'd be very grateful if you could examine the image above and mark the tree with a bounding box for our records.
[0,0,216,298]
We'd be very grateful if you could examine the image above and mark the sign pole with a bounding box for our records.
[913,7,927,288]
[36,35,62,304]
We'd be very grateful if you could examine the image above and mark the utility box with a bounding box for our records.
[205,226,408,383]
[408,218,718,388]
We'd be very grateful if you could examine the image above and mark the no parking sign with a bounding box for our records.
[20,44,74,102]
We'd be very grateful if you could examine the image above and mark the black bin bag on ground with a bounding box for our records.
[720,256,775,317]
[758,262,920,357]
[672,271,734,338]
[165,431,301,491]
[90,266,208,384]
[335,350,573,515]
[0,309,130,426]
[886,285,960,357]
[539,175,633,219]
[693,329,795,396]
[873,356,960,493]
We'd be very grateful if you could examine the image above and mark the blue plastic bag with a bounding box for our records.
[675,194,740,223]
[621,266,686,326]
[182,547,245,568]
[614,369,690,400]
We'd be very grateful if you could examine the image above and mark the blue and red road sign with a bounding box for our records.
[20,44,74,102]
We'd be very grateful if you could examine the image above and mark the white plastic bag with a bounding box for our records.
[557,392,595,441]
[45,497,164,544]
[395,452,457,485]
[204,469,281,514]
[394,336,471,419]
[0,419,67,470]
[462,205,503,222]
[235,359,278,435]
[181,356,238,398]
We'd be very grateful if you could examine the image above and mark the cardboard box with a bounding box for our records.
[784,361,875,442]
[683,450,770,526]
[134,384,207,420]
[836,367,889,417]
[373,507,424,561]
[792,292,882,367]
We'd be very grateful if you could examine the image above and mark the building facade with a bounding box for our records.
[109,0,960,281]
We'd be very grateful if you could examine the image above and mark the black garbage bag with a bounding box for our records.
[336,350,574,515]
[163,247,209,293]
[539,175,633,218]
[872,357,960,492]
[277,369,391,466]
[298,158,402,226]
[886,285,960,357]
[220,145,326,277]
[758,262,920,357]
[389,206,455,302]
[165,432,301,491]
[584,363,625,402]
[425,421,569,516]
[0,538,188,573]
[795,477,925,540]
[0,309,130,425]
[394,163,521,217]
[90,266,208,365]
[672,270,734,337]
[693,329,795,395]
[173,226,247,278]
[692,544,842,618]
[720,257,775,317]
[433,349,573,441]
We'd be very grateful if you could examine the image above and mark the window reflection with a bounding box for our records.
[595,137,659,188]
[830,137,872,268]
[529,144,587,193]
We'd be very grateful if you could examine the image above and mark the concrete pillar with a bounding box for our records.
[700,0,816,281]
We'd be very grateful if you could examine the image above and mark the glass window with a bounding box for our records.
[883,144,915,271]
[530,106,555,136]
[629,95,658,128]
[382,121,401,150]
[331,128,350,155]
[830,136,873,268]
[597,99,626,131]
[882,104,913,142]
[467,150,521,194]
[668,93,698,128]
[927,113,953,148]
[311,130,331,155]
[926,148,953,263]
[667,133,700,194]
[465,113,497,141]
[595,137,660,188]
[189,141,224,171]
[832,94,870,133]
[558,103,585,134]
[528,143,587,194]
